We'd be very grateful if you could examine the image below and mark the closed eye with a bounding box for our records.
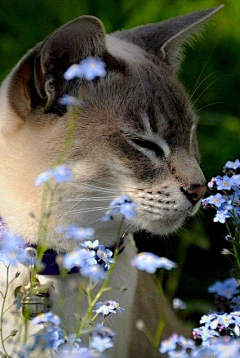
[131,139,164,157]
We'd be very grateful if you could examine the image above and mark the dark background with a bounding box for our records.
[1,0,239,327]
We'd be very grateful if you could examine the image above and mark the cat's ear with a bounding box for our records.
[34,16,106,104]
[8,16,122,119]
[115,5,224,70]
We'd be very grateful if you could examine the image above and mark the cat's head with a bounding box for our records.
[0,6,223,244]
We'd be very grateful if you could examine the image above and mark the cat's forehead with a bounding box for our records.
[82,56,196,148]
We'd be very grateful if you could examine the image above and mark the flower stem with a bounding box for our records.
[0,265,10,357]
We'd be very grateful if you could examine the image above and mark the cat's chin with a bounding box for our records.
[134,215,187,236]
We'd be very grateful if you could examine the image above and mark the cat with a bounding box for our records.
[0,5,223,357]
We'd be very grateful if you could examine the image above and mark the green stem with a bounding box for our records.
[153,320,165,355]
[141,326,155,346]
[153,275,166,350]
[0,266,10,357]
[56,108,79,165]
[226,222,240,270]
[233,241,240,271]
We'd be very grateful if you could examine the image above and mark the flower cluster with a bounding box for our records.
[208,278,239,300]
[202,159,240,226]
[0,230,36,267]
[62,237,115,277]
[30,312,65,352]
[24,312,109,356]
[207,278,240,313]
[102,194,137,221]
[59,57,106,106]
[131,252,177,274]
[35,165,72,186]
[160,334,240,358]
[56,225,95,241]
[159,333,195,357]
[193,311,240,342]
[64,57,106,81]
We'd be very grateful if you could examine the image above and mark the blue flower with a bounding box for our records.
[218,199,233,212]
[213,209,231,224]
[231,174,240,187]
[59,94,83,106]
[224,159,240,170]
[64,57,106,81]
[191,345,217,358]
[207,193,227,208]
[31,326,65,351]
[53,165,72,183]
[57,225,95,241]
[0,231,28,266]
[159,334,178,354]
[81,240,99,250]
[160,334,195,356]
[131,252,177,274]
[34,169,53,186]
[208,278,239,299]
[90,335,114,353]
[216,175,233,191]
[57,333,81,354]
[200,313,218,325]
[80,264,106,283]
[62,249,96,270]
[35,165,72,186]
[93,324,115,339]
[96,245,115,270]
[94,300,124,317]
[32,312,61,326]
[102,195,137,221]
[57,347,102,358]
[172,298,186,310]
[197,326,220,341]
[64,64,83,80]
[119,202,137,219]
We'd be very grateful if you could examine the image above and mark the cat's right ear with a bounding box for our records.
[7,16,123,120]
[115,5,224,70]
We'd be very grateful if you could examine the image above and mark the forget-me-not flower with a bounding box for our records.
[63,249,96,270]
[102,194,137,221]
[131,252,177,274]
[56,225,95,241]
[64,57,106,81]
[90,335,114,353]
[80,264,106,283]
[35,165,72,186]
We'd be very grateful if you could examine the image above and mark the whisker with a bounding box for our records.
[197,101,231,112]
[53,206,111,219]
[189,71,220,102]
[71,184,118,193]
[192,75,228,107]
[52,196,117,204]
[190,49,215,98]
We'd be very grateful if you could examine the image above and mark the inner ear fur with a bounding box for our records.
[8,16,124,119]
[114,5,224,70]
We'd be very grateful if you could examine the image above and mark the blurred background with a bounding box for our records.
[0,0,239,328]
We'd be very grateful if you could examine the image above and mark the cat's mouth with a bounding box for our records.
[130,188,196,235]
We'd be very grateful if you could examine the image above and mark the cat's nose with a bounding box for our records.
[181,184,207,204]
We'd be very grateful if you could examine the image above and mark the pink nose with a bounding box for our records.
[182,185,207,204]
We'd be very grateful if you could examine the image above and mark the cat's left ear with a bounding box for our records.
[115,5,224,70]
